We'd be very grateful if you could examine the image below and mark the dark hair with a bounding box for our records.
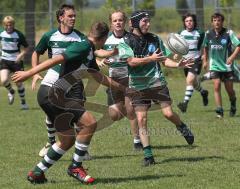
[182,13,197,29]
[211,12,224,22]
[56,4,75,23]
[89,22,109,40]
[109,10,127,22]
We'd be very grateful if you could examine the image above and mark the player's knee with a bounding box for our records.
[1,78,9,86]
[163,110,174,120]
[137,115,147,125]
[108,107,123,121]
[57,139,75,151]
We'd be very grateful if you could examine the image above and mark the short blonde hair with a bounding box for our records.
[3,16,15,26]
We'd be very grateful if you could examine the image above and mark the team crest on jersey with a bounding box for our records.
[221,39,227,45]
[148,43,156,53]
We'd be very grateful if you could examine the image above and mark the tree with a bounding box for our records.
[25,0,35,64]
[219,0,236,27]
[176,0,189,16]
[138,0,156,17]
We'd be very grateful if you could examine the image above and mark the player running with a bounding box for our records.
[176,13,209,113]
[13,21,131,185]
[31,4,90,159]
[0,16,29,109]
[203,13,240,118]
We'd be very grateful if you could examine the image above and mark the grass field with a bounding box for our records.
[1,75,240,189]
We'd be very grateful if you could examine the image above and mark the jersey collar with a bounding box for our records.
[58,27,73,35]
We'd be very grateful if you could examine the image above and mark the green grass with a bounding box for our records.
[1,75,240,189]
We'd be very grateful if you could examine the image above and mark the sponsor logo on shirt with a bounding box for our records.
[210,44,223,50]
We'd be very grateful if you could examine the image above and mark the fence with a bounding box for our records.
[0,6,239,63]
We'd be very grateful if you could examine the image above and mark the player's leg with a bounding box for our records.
[67,111,96,184]
[125,96,142,150]
[15,81,28,109]
[192,62,209,106]
[210,71,223,118]
[213,78,223,118]
[134,104,155,166]
[224,78,236,117]
[0,68,15,104]
[27,127,75,184]
[38,116,56,157]
[158,86,194,145]
[178,70,195,113]
[37,85,57,157]
[108,102,126,121]
[161,105,194,145]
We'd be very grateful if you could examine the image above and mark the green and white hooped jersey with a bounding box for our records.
[36,28,85,87]
[0,29,28,61]
[178,29,204,60]
[121,32,171,90]
[203,28,240,72]
[103,32,128,78]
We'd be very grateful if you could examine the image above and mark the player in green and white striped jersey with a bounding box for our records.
[0,16,29,109]
[96,11,142,150]
[176,13,209,113]
[31,4,90,159]
[203,13,240,118]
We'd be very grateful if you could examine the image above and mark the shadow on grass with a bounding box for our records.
[160,155,224,164]
[58,154,139,162]
[94,174,184,184]
[152,144,197,150]
[46,174,185,185]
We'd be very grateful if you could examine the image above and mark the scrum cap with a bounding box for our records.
[130,11,149,28]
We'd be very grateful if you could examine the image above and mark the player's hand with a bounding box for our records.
[151,49,167,62]
[227,57,234,65]
[11,71,31,83]
[173,54,179,60]
[31,74,43,90]
[178,58,194,68]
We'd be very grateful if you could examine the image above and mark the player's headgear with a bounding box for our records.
[130,11,149,29]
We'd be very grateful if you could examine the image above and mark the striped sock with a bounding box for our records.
[34,143,65,174]
[72,141,89,167]
[5,83,14,94]
[17,84,26,104]
[184,85,194,103]
[45,117,56,145]
[143,145,153,158]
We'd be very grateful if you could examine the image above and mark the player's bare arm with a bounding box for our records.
[127,49,166,67]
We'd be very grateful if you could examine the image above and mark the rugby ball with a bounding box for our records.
[166,33,189,55]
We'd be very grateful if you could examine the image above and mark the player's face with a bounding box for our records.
[212,17,223,30]
[184,16,194,31]
[139,17,150,34]
[111,12,126,32]
[4,22,14,34]
[60,9,76,29]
